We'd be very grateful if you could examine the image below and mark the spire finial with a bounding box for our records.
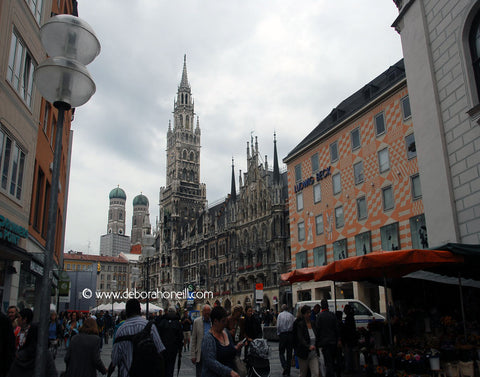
[180,54,190,89]
[273,133,280,184]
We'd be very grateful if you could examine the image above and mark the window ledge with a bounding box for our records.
[467,104,480,125]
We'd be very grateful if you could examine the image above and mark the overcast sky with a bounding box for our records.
[63,1,403,253]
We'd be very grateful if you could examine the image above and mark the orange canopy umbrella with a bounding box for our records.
[281,266,322,283]
[313,248,464,282]
[312,248,464,366]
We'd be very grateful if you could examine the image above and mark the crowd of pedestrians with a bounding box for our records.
[1,299,360,377]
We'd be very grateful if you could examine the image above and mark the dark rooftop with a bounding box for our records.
[284,59,405,163]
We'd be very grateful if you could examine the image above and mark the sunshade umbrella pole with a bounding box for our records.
[458,273,467,342]
[333,281,337,312]
[383,273,395,373]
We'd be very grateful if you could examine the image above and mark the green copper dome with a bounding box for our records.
[109,186,126,200]
[133,193,149,206]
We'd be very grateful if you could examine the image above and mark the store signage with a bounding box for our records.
[294,166,332,193]
[0,215,28,246]
[255,283,263,304]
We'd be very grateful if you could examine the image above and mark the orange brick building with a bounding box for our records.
[284,60,427,312]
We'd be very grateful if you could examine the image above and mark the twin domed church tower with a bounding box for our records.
[99,187,151,256]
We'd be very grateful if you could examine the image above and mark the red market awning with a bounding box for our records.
[281,266,322,283]
[313,248,464,282]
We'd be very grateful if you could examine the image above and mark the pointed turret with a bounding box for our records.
[179,54,190,90]
[231,158,237,201]
[273,132,280,184]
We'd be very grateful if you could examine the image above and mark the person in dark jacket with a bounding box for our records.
[65,317,107,377]
[341,304,358,374]
[0,311,15,377]
[244,306,262,341]
[156,307,184,377]
[243,305,262,359]
[315,299,339,377]
[7,323,57,377]
[294,306,319,377]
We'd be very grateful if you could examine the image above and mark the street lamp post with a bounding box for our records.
[141,235,156,319]
[111,280,117,315]
[33,14,100,377]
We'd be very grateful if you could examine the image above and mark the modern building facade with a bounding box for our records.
[392,0,480,245]
[62,251,129,309]
[0,0,77,312]
[284,60,424,312]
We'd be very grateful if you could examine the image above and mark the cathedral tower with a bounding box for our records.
[107,186,126,235]
[159,56,207,290]
[131,193,151,245]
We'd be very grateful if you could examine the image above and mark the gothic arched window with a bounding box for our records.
[470,11,480,100]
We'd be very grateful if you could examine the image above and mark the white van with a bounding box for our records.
[294,299,385,329]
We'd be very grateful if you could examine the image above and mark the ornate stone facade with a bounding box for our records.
[149,57,291,311]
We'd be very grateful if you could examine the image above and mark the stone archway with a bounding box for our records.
[214,299,221,307]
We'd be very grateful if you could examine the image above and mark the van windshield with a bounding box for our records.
[350,302,371,316]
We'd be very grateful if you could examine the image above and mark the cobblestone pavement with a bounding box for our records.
[54,339,301,377]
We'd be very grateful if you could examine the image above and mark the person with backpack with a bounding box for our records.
[110,299,165,377]
[156,307,183,377]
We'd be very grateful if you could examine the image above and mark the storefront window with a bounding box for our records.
[410,214,428,248]
[18,262,37,309]
[333,239,347,260]
[380,223,400,250]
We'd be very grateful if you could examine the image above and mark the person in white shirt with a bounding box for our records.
[276,304,295,376]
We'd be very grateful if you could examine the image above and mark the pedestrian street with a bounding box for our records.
[54,340,300,377]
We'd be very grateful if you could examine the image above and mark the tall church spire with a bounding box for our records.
[231,157,237,201]
[273,132,280,184]
[179,54,190,90]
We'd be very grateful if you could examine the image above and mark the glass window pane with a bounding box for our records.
[2,137,12,190]
[378,148,390,173]
[8,33,18,82]
[330,141,338,162]
[411,174,422,199]
[296,192,303,212]
[296,251,307,268]
[313,183,321,203]
[315,214,323,235]
[375,113,386,135]
[335,206,344,228]
[295,164,302,182]
[298,222,305,241]
[354,161,364,184]
[10,145,19,195]
[311,153,319,172]
[355,232,371,255]
[333,239,347,260]
[406,133,416,159]
[410,214,428,248]
[351,128,361,150]
[313,246,326,266]
[382,186,394,211]
[401,95,411,119]
[357,196,367,219]
[380,223,400,250]
[333,173,341,194]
